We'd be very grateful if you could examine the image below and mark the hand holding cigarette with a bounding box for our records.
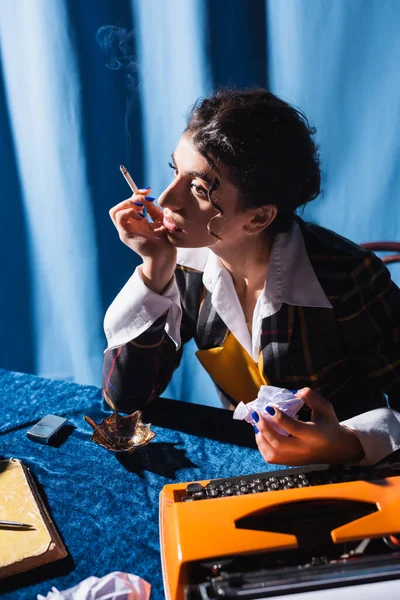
[112,165,163,227]
[109,166,177,293]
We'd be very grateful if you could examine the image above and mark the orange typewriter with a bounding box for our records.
[159,455,400,600]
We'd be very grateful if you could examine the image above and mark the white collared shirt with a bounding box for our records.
[176,222,332,360]
[104,223,400,465]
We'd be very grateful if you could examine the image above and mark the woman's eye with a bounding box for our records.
[168,162,178,177]
[191,183,207,197]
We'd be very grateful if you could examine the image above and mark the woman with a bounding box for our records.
[103,88,400,466]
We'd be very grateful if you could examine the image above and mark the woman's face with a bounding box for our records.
[158,135,254,249]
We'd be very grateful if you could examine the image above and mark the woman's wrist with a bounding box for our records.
[141,255,176,295]
[339,425,365,464]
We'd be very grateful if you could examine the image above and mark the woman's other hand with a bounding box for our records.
[109,190,177,294]
[254,388,364,466]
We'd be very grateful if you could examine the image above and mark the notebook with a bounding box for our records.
[0,458,67,578]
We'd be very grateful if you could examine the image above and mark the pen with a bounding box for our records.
[119,165,140,194]
[0,519,35,529]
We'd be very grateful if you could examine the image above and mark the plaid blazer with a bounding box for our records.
[102,219,400,421]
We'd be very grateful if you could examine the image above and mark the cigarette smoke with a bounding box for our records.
[96,26,139,162]
[96,26,138,90]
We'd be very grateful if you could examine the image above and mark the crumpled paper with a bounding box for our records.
[233,385,304,435]
[37,571,151,600]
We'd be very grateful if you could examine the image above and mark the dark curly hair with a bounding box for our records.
[185,88,321,233]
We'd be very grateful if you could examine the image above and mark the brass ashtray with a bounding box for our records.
[84,410,156,453]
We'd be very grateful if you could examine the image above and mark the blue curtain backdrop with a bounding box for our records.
[1,0,399,406]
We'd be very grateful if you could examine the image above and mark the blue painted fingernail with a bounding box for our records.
[145,196,155,202]
[265,406,275,416]
[253,424,259,434]
[134,201,144,207]
[251,411,259,423]
[290,389,298,394]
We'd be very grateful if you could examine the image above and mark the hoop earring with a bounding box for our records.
[206,187,223,241]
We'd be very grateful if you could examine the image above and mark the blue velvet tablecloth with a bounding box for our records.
[0,369,281,599]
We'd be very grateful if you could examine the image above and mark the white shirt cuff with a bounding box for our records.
[103,266,182,350]
[341,408,400,465]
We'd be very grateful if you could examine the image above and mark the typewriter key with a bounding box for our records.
[193,490,205,500]
[186,483,203,494]
[206,483,217,491]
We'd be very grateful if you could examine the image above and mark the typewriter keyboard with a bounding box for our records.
[180,465,381,502]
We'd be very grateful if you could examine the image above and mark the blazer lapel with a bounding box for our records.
[195,287,229,349]
[260,304,295,383]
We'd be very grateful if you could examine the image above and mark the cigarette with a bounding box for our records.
[120,165,139,194]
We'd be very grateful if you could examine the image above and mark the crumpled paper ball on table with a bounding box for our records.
[233,385,304,435]
[37,571,151,600]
